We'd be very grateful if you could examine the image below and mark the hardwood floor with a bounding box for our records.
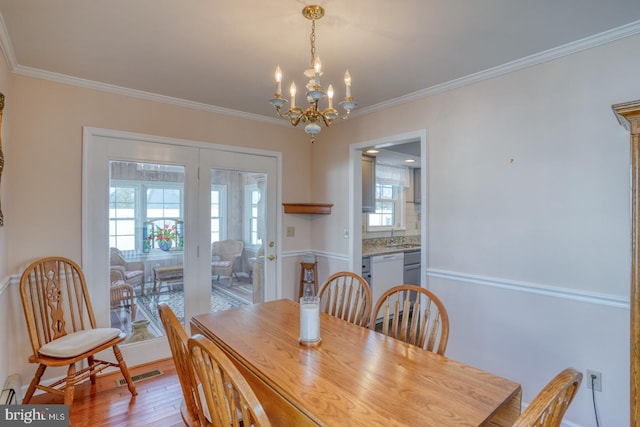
[29,358,185,427]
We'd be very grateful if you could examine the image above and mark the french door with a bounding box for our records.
[82,128,280,364]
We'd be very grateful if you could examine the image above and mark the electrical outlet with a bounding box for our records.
[587,369,602,392]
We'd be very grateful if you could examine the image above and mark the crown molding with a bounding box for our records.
[14,63,283,125]
[353,19,640,118]
[0,13,638,122]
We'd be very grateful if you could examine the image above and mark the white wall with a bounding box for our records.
[311,33,640,426]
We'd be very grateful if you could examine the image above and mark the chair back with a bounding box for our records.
[20,257,97,357]
[371,285,449,355]
[318,272,372,327]
[189,334,271,427]
[513,368,582,427]
[109,247,127,267]
[157,303,204,426]
[211,239,244,262]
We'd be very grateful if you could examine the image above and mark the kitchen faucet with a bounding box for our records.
[387,228,396,246]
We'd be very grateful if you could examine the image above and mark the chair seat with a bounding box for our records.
[211,261,232,268]
[39,328,122,358]
[124,270,143,280]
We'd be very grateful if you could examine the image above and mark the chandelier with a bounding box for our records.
[269,5,357,142]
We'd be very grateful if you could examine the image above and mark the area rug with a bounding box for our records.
[136,286,248,331]
[213,275,254,299]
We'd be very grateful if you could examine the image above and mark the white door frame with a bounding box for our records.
[82,127,282,365]
[349,130,428,284]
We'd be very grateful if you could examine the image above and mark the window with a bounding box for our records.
[109,185,136,250]
[147,187,181,219]
[109,161,188,254]
[211,184,227,243]
[366,164,408,231]
[244,184,262,246]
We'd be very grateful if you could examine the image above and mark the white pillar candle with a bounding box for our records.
[300,297,320,342]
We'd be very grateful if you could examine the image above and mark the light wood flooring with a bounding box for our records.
[29,358,184,427]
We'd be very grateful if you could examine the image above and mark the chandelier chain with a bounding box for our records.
[310,19,316,67]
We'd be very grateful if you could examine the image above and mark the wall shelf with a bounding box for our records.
[282,203,333,215]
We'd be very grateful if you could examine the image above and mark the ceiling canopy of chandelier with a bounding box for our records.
[269,5,357,142]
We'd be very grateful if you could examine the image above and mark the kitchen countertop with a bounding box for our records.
[363,244,421,257]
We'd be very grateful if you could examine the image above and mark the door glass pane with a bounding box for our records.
[209,169,264,311]
[109,161,185,342]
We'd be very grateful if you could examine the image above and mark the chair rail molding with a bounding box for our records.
[428,268,629,309]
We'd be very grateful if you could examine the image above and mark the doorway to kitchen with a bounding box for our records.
[349,130,428,292]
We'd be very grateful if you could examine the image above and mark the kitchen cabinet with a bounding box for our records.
[362,155,375,213]
[403,250,420,285]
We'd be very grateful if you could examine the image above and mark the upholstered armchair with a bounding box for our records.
[110,247,146,295]
[211,240,244,286]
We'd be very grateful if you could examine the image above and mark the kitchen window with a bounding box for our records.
[366,164,408,231]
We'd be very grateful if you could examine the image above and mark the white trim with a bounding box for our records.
[0,11,16,70]
[0,274,10,295]
[12,63,286,126]
[428,268,629,309]
[83,126,280,158]
[353,20,640,117]
[281,250,349,262]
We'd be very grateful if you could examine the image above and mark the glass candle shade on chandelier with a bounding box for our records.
[269,5,357,142]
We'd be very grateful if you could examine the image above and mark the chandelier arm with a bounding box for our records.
[290,113,305,126]
[320,114,333,128]
[338,109,353,120]
[275,106,293,119]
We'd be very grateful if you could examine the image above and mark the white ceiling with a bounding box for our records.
[0,1,639,123]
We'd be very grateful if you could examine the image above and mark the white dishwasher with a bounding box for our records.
[371,252,404,309]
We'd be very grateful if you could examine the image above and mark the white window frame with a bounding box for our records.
[211,184,227,243]
[109,177,185,253]
[366,182,405,232]
[244,183,261,248]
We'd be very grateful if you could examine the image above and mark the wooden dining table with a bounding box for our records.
[191,299,521,427]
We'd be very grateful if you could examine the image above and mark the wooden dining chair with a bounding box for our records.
[318,271,372,327]
[370,284,449,355]
[189,334,272,427]
[157,303,206,427]
[19,256,137,406]
[513,368,583,427]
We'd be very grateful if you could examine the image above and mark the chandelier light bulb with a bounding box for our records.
[327,84,334,108]
[290,82,297,107]
[344,70,352,99]
[275,65,282,96]
[313,57,322,87]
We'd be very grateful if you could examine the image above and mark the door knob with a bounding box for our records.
[267,254,276,261]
